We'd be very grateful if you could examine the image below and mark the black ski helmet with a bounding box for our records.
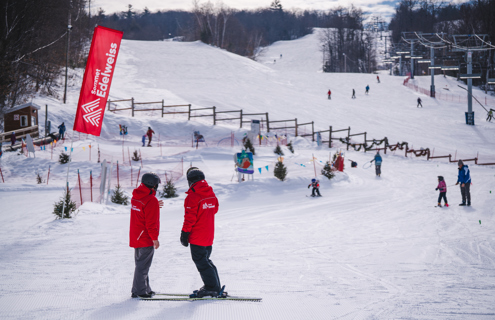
[141,172,161,190]
[438,176,444,181]
[187,167,205,187]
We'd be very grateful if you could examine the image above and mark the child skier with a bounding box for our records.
[365,85,370,95]
[142,134,146,147]
[370,151,382,177]
[308,178,321,197]
[435,176,448,207]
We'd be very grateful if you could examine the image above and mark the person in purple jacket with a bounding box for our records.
[435,176,448,207]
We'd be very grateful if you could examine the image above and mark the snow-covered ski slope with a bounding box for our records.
[1,28,495,319]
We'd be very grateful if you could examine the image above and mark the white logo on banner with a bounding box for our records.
[82,98,102,126]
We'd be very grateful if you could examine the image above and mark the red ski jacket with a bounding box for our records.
[182,180,219,247]
[129,183,160,248]
[147,129,155,138]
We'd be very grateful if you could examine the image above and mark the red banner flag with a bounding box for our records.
[73,26,123,136]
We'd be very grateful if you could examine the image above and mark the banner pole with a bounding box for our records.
[61,130,75,219]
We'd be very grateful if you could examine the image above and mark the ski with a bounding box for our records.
[140,296,262,302]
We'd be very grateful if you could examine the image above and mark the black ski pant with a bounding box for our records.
[148,135,152,146]
[311,187,321,196]
[460,183,471,204]
[417,102,423,107]
[190,244,221,292]
[438,192,447,204]
[328,95,331,100]
[132,246,154,296]
[375,164,381,176]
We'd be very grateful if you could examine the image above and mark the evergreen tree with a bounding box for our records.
[53,188,77,219]
[274,159,287,181]
[321,161,335,180]
[161,179,178,198]
[274,144,284,156]
[59,152,70,164]
[132,149,141,161]
[287,141,294,153]
[244,138,255,155]
[111,184,129,205]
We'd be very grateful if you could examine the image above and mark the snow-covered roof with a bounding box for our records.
[4,102,41,114]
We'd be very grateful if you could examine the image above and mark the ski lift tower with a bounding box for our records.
[414,33,447,98]
[402,32,424,79]
[448,34,492,125]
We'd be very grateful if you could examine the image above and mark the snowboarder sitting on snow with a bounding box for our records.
[308,178,321,197]
[181,167,223,298]
[370,151,382,177]
[435,176,448,207]
[130,172,162,298]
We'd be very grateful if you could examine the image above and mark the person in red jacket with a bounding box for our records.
[146,127,155,147]
[180,167,222,298]
[327,89,331,100]
[129,172,161,298]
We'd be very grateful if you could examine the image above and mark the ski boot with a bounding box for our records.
[437,203,442,207]
[459,202,466,206]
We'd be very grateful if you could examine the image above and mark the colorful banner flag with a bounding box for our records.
[73,26,123,136]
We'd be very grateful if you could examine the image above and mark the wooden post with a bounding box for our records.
[405,145,408,157]
[364,132,367,152]
[107,100,110,111]
[45,105,48,137]
[213,106,216,125]
[346,126,350,151]
[240,110,243,128]
[78,169,83,205]
[311,121,314,141]
[90,170,93,202]
[161,99,164,118]
[188,104,191,120]
[295,118,298,137]
[329,126,332,148]
[131,98,134,117]
[266,113,270,132]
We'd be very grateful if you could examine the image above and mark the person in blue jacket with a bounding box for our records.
[455,160,471,206]
[58,122,66,140]
[370,151,382,177]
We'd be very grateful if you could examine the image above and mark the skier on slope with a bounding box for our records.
[417,97,423,108]
[146,127,155,147]
[455,160,471,206]
[308,178,321,197]
[365,85,370,95]
[58,122,66,140]
[129,172,163,298]
[180,167,223,298]
[377,75,380,83]
[435,176,449,207]
[370,151,382,177]
[487,109,494,122]
[327,89,332,100]
[352,89,356,99]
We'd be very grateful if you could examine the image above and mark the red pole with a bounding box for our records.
[78,169,83,205]
[0,167,4,183]
[139,150,143,168]
[46,165,51,185]
[136,168,141,187]
[90,170,93,202]
[89,143,91,161]
[117,161,120,186]
[312,153,317,178]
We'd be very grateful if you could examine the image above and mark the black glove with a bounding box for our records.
[308,185,310,189]
[180,231,190,247]
[435,188,438,191]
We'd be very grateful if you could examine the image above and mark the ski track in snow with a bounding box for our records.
[1,29,495,319]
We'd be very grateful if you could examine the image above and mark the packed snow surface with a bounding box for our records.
[0,29,494,319]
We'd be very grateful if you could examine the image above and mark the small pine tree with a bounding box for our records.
[36,172,44,184]
[161,179,178,198]
[111,184,129,205]
[53,188,77,219]
[287,141,294,153]
[244,138,255,155]
[59,152,70,164]
[274,160,287,181]
[274,144,284,156]
[321,161,335,180]
[132,149,141,161]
